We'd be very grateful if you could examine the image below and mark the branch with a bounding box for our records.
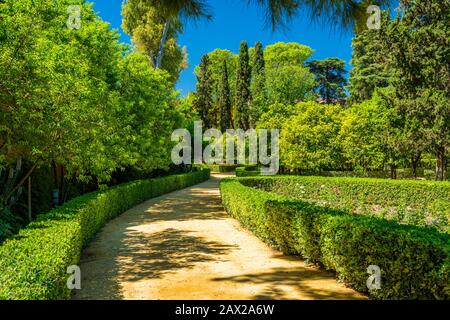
[5,161,39,201]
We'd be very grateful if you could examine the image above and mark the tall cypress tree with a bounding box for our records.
[235,41,251,130]
[219,60,232,132]
[193,54,214,128]
[250,41,267,128]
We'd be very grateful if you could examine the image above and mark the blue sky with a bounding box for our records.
[91,0,356,96]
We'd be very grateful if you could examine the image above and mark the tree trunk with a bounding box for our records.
[5,158,40,203]
[59,166,65,205]
[390,165,397,179]
[155,19,170,69]
[411,153,421,179]
[28,177,32,222]
[435,146,446,181]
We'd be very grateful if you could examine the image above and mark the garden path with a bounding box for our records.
[73,174,365,300]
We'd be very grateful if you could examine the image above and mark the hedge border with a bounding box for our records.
[238,175,450,233]
[0,169,210,300]
[235,167,261,177]
[219,177,450,300]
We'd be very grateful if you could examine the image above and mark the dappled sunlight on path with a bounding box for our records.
[73,173,365,300]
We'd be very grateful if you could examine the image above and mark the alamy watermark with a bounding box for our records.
[366,265,382,290]
[67,265,81,290]
[171,121,280,175]
[67,5,81,30]
[367,5,381,30]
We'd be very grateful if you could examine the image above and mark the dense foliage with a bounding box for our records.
[191,41,317,130]
[0,0,185,235]
[280,102,343,171]
[385,0,450,181]
[0,169,210,300]
[346,0,449,180]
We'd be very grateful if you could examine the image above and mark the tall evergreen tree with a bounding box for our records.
[307,58,347,104]
[235,41,252,130]
[347,12,391,104]
[193,54,214,128]
[250,41,267,127]
[385,0,449,180]
[219,60,233,131]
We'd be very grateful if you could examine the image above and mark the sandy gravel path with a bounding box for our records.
[73,174,365,300]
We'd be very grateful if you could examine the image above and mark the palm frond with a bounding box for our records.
[152,0,213,21]
[247,0,300,30]
[302,0,393,30]
[247,0,395,30]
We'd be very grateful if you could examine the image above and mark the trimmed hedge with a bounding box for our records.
[220,177,284,244]
[207,164,242,173]
[208,164,259,173]
[0,169,210,300]
[239,176,450,233]
[284,169,449,180]
[220,178,450,300]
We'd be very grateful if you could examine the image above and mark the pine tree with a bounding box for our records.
[219,60,232,132]
[307,58,347,104]
[347,12,391,104]
[193,54,214,128]
[250,41,267,127]
[235,41,251,130]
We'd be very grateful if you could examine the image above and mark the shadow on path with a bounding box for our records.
[74,175,365,300]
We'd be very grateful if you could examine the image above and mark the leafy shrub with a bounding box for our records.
[0,169,210,300]
[239,176,450,233]
[220,178,450,299]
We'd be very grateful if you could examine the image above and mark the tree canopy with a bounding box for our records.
[0,0,185,232]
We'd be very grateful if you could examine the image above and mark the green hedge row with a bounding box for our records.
[207,164,241,173]
[235,167,261,177]
[288,169,449,181]
[208,164,259,173]
[219,178,450,299]
[0,169,210,300]
[239,176,450,233]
